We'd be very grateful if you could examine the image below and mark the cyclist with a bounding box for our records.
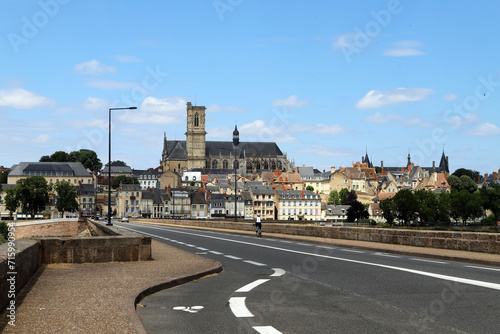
[255,213,262,236]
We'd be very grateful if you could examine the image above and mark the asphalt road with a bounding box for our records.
[116,222,500,334]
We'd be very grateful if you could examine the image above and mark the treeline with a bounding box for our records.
[40,149,102,172]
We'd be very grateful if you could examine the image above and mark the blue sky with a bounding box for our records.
[1,0,499,174]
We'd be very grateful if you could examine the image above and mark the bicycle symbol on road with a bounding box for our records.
[173,306,204,313]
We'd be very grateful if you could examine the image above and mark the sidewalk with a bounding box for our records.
[2,223,499,334]
[1,240,222,334]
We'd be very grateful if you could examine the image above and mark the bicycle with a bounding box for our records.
[256,225,262,238]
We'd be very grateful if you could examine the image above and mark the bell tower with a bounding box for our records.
[185,102,207,169]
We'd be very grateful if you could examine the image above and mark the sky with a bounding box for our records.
[1,0,500,175]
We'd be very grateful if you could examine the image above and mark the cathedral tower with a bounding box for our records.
[185,102,207,169]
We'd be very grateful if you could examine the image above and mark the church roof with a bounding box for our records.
[164,140,284,159]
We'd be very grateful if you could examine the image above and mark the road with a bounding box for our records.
[116,222,500,334]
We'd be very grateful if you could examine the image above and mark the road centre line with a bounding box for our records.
[209,251,223,255]
[229,297,253,317]
[236,279,270,292]
[373,252,401,258]
[225,255,242,260]
[244,260,267,267]
[122,225,500,291]
[465,265,500,272]
[253,326,283,334]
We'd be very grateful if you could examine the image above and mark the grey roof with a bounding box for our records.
[276,189,320,199]
[325,205,351,216]
[119,184,141,191]
[244,181,264,191]
[78,184,96,195]
[164,140,284,160]
[9,162,91,177]
[250,185,274,195]
[102,162,133,174]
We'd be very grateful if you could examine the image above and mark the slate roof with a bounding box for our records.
[102,162,133,174]
[276,189,320,199]
[10,162,91,177]
[250,185,274,195]
[164,140,284,160]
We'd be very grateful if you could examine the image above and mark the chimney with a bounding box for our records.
[381,161,384,169]
[331,166,336,173]
[302,190,304,198]
[432,161,435,168]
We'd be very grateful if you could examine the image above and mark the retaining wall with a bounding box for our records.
[145,219,500,255]
[12,219,86,239]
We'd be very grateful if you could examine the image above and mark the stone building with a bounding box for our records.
[161,102,293,174]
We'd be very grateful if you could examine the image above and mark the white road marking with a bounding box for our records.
[236,279,270,292]
[341,249,365,253]
[253,326,283,334]
[122,225,500,291]
[411,258,447,264]
[373,252,401,258]
[209,251,223,255]
[196,247,208,251]
[176,241,185,245]
[225,255,242,260]
[244,260,266,266]
[185,244,195,247]
[295,243,310,246]
[465,265,500,272]
[270,268,286,277]
[229,297,253,317]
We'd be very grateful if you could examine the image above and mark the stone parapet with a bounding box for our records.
[145,219,500,255]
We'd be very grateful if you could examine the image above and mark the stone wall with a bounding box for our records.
[13,219,85,239]
[0,239,41,313]
[145,219,500,255]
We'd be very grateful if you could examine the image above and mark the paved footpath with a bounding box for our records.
[2,223,499,334]
[0,240,221,334]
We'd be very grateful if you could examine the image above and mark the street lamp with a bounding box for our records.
[107,106,137,226]
[232,125,239,222]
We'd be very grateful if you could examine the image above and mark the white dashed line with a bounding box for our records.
[244,260,266,267]
[209,251,223,255]
[236,279,270,292]
[465,265,500,272]
[411,258,447,264]
[341,249,365,253]
[225,255,242,260]
[295,243,310,246]
[229,297,253,317]
[185,244,195,247]
[253,326,283,334]
[196,247,208,251]
[373,252,401,258]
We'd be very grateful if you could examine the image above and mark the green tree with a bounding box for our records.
[327,190,340,205]
[347,200,369,223]
[5,187,19,220]
[15,176,50,219]
[345,190,358,205]
[339,188,349,205]
[306,185,314,192]
[480,183,500,223]
[69,149,103,171]
[380,198,396,226]
[0,170,9,184]
[447,175,477,193]
[111,175,139,189]
[449,189,482,224]
[435,191,451,225]
[54,180,79,218]
[414,190,437,224]
[452,168,480,182]
[392,189,418,225]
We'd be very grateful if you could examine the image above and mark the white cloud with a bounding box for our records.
[383,48,425,57]
[0,88,55,109]
[33,134,50,144]
[118,96,186,124]
[447,112,480,126]
[297,146,355,158]
[271,95,310,109]
[364,111,433,127]
[443,93,459,101]
[465,123,500,136]
[355,87,434,109]
[111,55,142,63]
[208,104,247,113]
[74,59,115,75]
[239,120,297,143]
[87,79,138,90]
[82,97,110,110]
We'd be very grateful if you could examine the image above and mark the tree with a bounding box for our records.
[339,188,349,205]
[435,191,451,225]
[0,170,9,184]
[69,149,103,171]
[5,187,19,220]
[347,200,369,223]
[447,175,477,193]
[480,183,500,223]
[380,198,396,226]
[449,189,482,224]
[111,175,139,189]
[327,190,340,205]
[392,189,418,225]
[452,168,480,182]
[414,190,437,225]
[345,190,357,205]
[54,180,79,218]
[306,185,314,192]
[15,177,50,219]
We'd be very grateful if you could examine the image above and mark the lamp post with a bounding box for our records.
[232,125,239,222]
[107,106,137,226]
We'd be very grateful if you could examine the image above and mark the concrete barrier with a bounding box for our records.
[144,219,500,255]
[0,239,41,313]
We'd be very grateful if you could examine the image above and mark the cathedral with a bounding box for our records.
[161,102,293,174]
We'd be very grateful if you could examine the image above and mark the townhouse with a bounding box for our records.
[275,189,322,221]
